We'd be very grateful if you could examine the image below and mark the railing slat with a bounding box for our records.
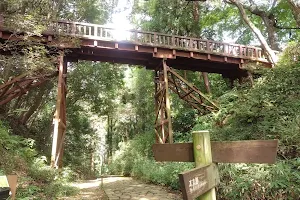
[49,21,270,62]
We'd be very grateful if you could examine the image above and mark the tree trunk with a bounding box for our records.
[241,3,280,50]
[20,82,53,125]
[261,15,280,50]
[201,72,211,94]
[229,0,277,64]
[287,0,300,27]
[107,115,113,157]
[193,2,200,22]
[20,89,46,125]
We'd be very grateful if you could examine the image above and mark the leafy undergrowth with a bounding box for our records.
[107,132,300,199]
[108,53,300,199]
[107,132,193,190]
[0,121,79,199]
[217,160,300,200]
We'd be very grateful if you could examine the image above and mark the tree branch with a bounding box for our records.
[287,0,300,27]
[228,0,277,64]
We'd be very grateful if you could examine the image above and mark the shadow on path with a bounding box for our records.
[103,177,182,200]
[60,179,108,200]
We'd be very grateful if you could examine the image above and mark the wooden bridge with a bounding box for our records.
[0,19,275,168]
[1,20,272,76]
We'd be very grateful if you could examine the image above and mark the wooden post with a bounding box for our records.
[159,70,165,141]
[154,61,173,144]
[51,55,67,168]
[6,175,17,200]
[163,60,173,143]
[193,131,216,200]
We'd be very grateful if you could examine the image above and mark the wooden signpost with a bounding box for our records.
[152,131,279,200]
[179,164,219,200]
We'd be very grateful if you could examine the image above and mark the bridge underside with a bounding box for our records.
[65,40,249,79]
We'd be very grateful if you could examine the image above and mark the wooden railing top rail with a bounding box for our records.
[55,20,260,49]
[1,18,277,63]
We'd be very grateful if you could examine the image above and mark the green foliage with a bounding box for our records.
[63,61,125,178]
[108,132,155,176]
[17,157,79,199]
[107,132,193,189]
[208,62,300,158]
[132,158,192,190]
[17,174,78,200]
[278,42,300,66]
[28,157,56,184]
[0,121,35,174]
[218,159,300,200]
[43,182,78,198]
[189,47,300,199]
[130,68,155,132]
[0,120,79,199]
[67,61,124,115]
[58,0,116,23]
[133,0,202,37]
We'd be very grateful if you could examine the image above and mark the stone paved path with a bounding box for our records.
[103,177,182,200]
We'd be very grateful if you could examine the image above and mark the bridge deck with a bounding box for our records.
[0,20,273,78]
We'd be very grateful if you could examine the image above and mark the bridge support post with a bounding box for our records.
[51,55,67,168]
[154,60,173,144]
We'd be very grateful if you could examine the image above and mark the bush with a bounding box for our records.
[0,121,79,199]
[0,121,30,174]
[217,159,300,200]
[107,132,193,189]
[44,182,78,198]
[17,161,79,199]
[131,158,193,189]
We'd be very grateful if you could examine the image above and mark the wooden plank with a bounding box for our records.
[212,140,278,164]
[7,175,17,200]
[153,140,278,164]
[153,143,194,162]
[163,60,173,143]
[179,164,219,200]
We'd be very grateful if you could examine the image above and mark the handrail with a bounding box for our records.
[1,18,275,63]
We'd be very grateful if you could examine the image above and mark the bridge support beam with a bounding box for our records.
[51,55,67,169]
[154,60,173,144]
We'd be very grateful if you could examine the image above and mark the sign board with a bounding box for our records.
[0,176,10,199]
[153,140,278,164]
[179,163,219,200]
[0,176,9,188]
[0,175,17,200]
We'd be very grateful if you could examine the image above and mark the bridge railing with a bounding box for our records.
[48,21,268,62]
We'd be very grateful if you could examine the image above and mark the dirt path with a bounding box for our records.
[59,179,108,200]
[60,177,182,200]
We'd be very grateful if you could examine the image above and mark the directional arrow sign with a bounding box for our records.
[153,140,278,164]
[179,163,219,200]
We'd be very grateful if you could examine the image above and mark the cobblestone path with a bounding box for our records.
[103,177,182,200]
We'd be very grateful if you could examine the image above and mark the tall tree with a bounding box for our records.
[287,0,300,27]
[226,0,278,63]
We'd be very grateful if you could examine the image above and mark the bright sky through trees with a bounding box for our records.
[107,0,133,40]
